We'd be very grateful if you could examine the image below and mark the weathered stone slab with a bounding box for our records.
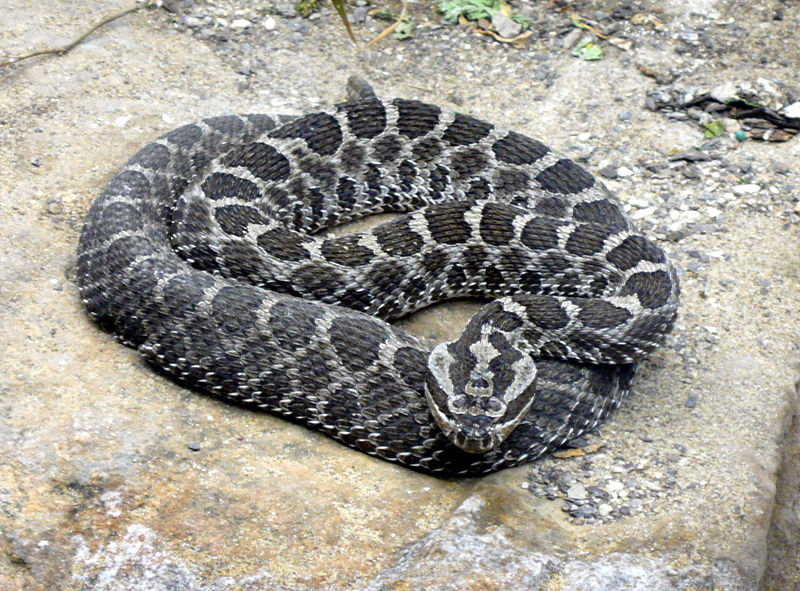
[1,1,798,589]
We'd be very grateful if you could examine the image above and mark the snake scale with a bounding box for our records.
[77,93,679,475]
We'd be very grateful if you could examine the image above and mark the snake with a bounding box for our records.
[76,89,679,475]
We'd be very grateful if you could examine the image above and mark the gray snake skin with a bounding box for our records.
[77,97,679,475]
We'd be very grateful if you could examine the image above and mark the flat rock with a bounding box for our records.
[0,1,798,590]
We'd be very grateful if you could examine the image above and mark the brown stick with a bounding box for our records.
[0,5,143,68]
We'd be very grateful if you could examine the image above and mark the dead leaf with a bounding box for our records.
[552,442,605,459]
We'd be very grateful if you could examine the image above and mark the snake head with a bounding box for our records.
[424,328,538,454]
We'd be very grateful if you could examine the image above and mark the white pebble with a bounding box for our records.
[627,197,651,208]
[630,206,657,220]
[263,16,276,30]
[732,183,760,195]
[607,480,624,493]
[679,210,701,223]
[783,102,800,118]
[231,18,252,28]
[617,166,634,177]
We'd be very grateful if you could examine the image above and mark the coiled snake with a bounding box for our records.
[77,93,678,475]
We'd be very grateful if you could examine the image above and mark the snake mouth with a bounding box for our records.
[451,427,499,454]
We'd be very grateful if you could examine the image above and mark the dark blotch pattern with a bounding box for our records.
[575,299,632,329]
[411,137,443,164]
[442,113,493,146]
[564,224,608,257]
[214,204,268,237]
[98,201,143,236]
[321,235,375,267]
[573,199,628,231]
[520,270,542,291]
[373,218,424,257]
[128,143,171,170]
[270,112,342,157]
[607,235,666,271]
[329,315,388,371]
[372,134,403,163]
[479,202,517,246]
[525,295,570,329]
[291,264,347,300]
[534,197,568,218]
[425,202,472,244]
[339,100,387,138]
[211,286,265,338]
[397,160,418,193]
[484,266,505,291]
[619,271,673,308]
[392,346,427,387]
[536,159,595,194]
[203,115,245,136]
[339,140,366,173]
[393,99,442,140]
[449,147,488,180]
[493,168,531,194]
[462,246,487,276]
[201,172,261,202]
[163,123,203,147]
[491,310,524,332]
[520,217,563,251]
[492,131,549,165]
[465,178,492,200]
[428,165,450,199]
[256,227,313,261]
[267,299,324,350]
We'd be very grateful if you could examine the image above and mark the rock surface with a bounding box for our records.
[1,0,798,589]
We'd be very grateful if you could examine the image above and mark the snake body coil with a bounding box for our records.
[77,98,678,475]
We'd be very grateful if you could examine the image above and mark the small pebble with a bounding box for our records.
[566,484,587,501]
[607,480,624,494]
[599,165,618,179]
[188,442,202,452]
[617,166,634,178]
[570,504,596,518]
[732,184,760,195]
[682,165,702,180]
[46,198,63,215]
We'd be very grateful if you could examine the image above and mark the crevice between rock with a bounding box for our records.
[761,373,800,590]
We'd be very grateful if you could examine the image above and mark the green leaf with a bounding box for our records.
[571,40,603,61]
[702,120,725,138]
[512,14,532,29]
[439,0,499,23]
[393,19,415,40]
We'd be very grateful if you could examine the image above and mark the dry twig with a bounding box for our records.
[0,5,143,68]
[363,0,409,49]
